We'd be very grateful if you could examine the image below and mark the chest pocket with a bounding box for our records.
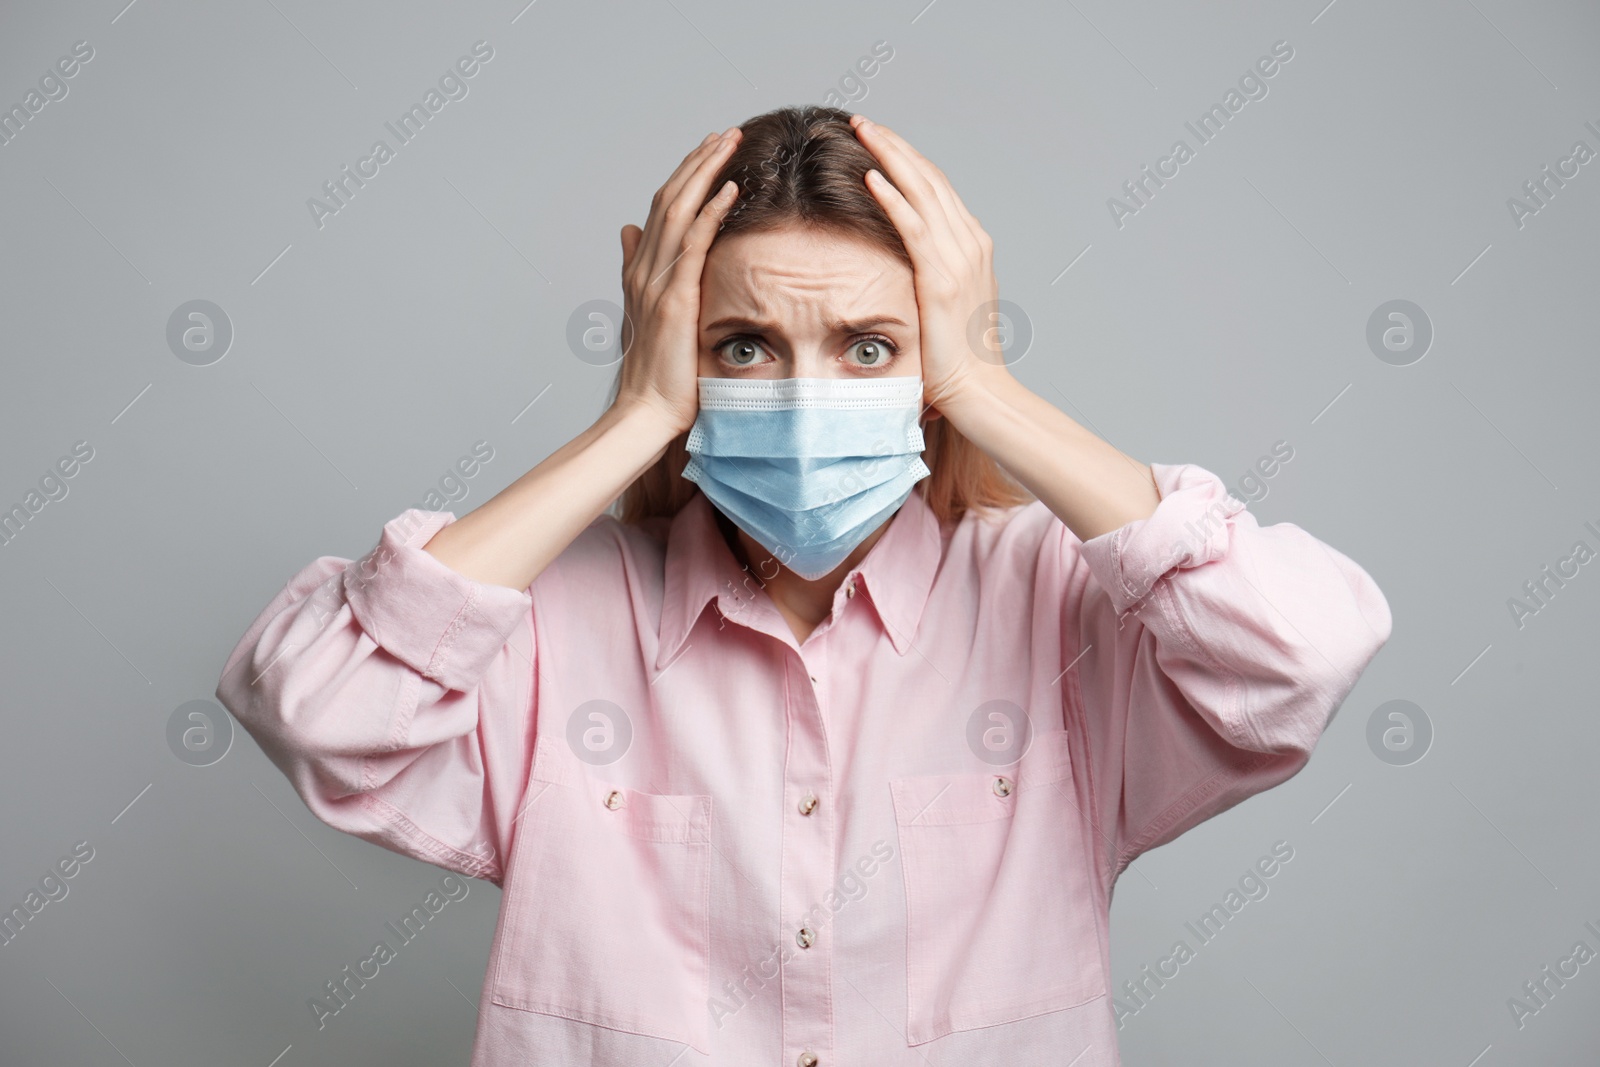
[490,735,714,1053]
[889,728,1105,1045]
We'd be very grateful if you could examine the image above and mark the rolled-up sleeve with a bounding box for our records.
[1054,462,1393,886]
[214,509,537,887]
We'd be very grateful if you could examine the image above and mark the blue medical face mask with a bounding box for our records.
[681,375,932,581]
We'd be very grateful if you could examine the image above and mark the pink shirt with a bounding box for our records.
[215,461,1391,1066]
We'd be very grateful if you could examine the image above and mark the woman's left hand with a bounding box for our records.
[850,114,1005,412]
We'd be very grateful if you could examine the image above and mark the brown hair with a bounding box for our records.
[609,104,1033,528]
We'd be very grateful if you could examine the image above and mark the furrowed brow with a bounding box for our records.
[701,315,911,334]
[831,316,911,333]
[702,316,780,334]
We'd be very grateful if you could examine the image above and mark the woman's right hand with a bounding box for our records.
[613,126,744,436]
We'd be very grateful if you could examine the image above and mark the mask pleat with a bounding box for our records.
[680,375,933,580]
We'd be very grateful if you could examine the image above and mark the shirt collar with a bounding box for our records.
[655,485,945,670]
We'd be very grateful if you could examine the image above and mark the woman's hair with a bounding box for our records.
[609,104,1034,528]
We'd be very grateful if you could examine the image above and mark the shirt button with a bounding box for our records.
[845,580,856,599]
[798,793,818,816]
[603,789,624,810]
[798,1053,820,1067]
[809,674,817,683]
[795,925,816,949]
[992,776,1013,798]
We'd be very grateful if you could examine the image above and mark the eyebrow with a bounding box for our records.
[701,315,912,335]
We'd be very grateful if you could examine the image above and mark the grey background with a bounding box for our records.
[1,0,1596,1064]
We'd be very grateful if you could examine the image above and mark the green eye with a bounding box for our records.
[722,339,762,365]
[848,338,896,366]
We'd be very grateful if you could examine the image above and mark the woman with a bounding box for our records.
[216,105,1392,1066]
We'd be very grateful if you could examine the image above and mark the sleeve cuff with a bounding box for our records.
[342,509,533,692]
[1078,462,1246,615]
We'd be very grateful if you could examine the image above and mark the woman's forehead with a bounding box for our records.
[702,228,914,315]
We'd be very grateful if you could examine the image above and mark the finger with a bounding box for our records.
[643,132,743,288]
[852,120,944,227]
[863,167,956,295]
[662,128,737,205]
[854,115,949,199]
[637,129,742,273]
[620,224,643,274]
[660,131,722,201]
[853,115,986,254]
[632,133,722,272]
[853,120,964,258]
[858,119,985,260]
[652,178,739,295]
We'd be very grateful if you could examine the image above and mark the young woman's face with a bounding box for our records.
[698,226,921,380]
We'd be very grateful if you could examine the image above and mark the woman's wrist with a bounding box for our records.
[603,394,691,451]
[931,359,1020,427]
[929,357,1160,540]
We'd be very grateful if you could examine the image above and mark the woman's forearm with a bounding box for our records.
[938,362,1161,543]
[421,400,682,591]
[423,130,749,594]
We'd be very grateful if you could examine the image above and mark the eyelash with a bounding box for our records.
[714,334,900,372]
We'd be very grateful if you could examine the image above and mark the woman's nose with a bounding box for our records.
[789,348,842,377]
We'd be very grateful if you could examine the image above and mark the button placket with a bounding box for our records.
[781,645,834,1067]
